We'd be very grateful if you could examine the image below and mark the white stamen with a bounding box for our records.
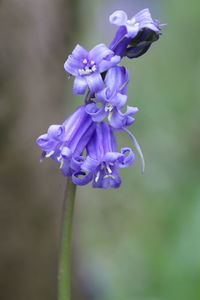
[108,112,113,122]
[83,58,87,64]
[57,155,62,162]
[91,60,95,65]
[105,103,113,112]
[95,171,100,182]
[107,165,112,174]
[59,159,64,169]
[91,65,97,72]
[46,150,54,158]
[104,174,115,179]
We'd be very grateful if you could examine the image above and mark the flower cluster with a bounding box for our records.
[36,8,164,189]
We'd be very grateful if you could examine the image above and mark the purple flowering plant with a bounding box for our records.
[36,8,164,190]
[36,8,164,300]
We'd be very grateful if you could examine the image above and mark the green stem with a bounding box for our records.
[58,178,76,300]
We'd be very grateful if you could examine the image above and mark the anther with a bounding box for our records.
[95,171,100,182]
[83,58,87,64]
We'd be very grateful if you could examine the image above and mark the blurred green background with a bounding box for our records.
[0,0,200,300]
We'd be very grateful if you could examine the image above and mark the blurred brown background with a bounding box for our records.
[1,1,200,300]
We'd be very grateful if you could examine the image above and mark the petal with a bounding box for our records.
[89,44,114,64]
[64,55,80,76]
[98,55,121,73]
[86,73,104,93]
[134,8,152,22]
[47,125,65,141]
[105,66,129,95]
[109,26,127,50]
[109,106,138,128]
[81,156,100,172]
[61,158,72,176]
[70,156,85,171]
[71,44,89,60]
[73,76,87,94]
[36,134,57,152]
[109,93,127,109]
[103,151,123,163]
[61,147,72,159]
[126,23,140,38]
[139,22,160,32]
[72,171,93,186]
[85,103,107,123]
[73,121,96,156]
[118,147,135,168]
[109,10,128,26]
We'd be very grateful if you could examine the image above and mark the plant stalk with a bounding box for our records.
[58,178,76,300]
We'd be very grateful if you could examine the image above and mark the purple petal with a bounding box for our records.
[105,66,129,95]
[61,158,72,176]
[126,23,140,38]
[98,55,121,73]
[70,156,85,171]
[71,44,89,60]
[61,147,72,159]
[109,106,138,128]
[104,152,123,163]
[73,121,96,156]
[118,147,135,168]
[72,171,93,186]
[85,103,107,122]
[89,44,114,64]
[81,156,100,172]
[109,93,127,109]
[36,134,57,152]
[109,10,127,26]
[109,26,127,50]
[64,55,80,76]
[139,22,160,32]
[86,73,104,93]
[73,76,87,94]
[47,125,65,141]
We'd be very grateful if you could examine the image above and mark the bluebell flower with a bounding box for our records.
[109,9,162,58]
[85,66,138,128]
[72,122,135,189]
[64,44,121,95]
[36,106,96,177]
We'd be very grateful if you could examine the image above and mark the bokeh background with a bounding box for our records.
[0,0,200,300]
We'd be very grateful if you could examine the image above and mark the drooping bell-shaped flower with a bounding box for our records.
[36,106,96,176]
[64,44,121,95]
[85,66,138,128]
[72,122,135,189]
[109,9,162,58]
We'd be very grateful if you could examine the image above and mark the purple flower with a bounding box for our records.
[109,9,162,58]
[36,106,95,176]
[64,44,121,95]
[85,66,138,128]
[72,122,135,189]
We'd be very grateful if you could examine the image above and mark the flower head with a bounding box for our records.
[109,9,163,58]
[36,106,95,176]
[72,122,135,189]
[85,66,138,128]
[64,44,120,94]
